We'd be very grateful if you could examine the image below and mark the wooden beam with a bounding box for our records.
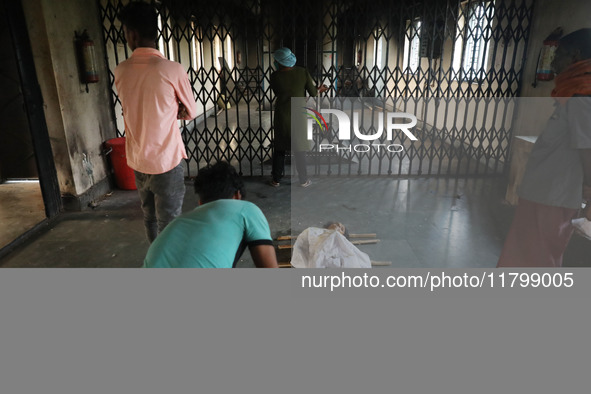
[276,233,377,241]
[277,261,392,267]
[277,239,379,249]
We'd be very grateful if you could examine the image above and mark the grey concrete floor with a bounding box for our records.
[1,175,590,267]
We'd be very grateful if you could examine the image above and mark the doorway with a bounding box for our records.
[0,0,61,254]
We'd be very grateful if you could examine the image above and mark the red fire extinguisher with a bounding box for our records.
[535,27,563,83]
[75,30,99,85]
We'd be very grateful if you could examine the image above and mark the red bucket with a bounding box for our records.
[105,137,136,190]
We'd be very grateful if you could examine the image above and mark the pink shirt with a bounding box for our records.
[114,48,197,174]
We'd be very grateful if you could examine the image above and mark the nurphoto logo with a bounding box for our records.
[305,108,418,153]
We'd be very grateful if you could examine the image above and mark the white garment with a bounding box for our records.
[572,217,591,240]
[291,227,371,268]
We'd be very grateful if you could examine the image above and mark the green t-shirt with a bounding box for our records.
[144,200,273,268]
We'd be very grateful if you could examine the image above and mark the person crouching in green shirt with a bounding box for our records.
[144,162,278,268]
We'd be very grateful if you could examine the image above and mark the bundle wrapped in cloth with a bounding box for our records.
[572,217,591,240]
[290,227,372,268]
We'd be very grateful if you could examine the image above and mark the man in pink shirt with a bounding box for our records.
[114,2,197,242]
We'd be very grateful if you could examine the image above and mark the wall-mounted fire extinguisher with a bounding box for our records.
[533,27,563,87]
[75,30,99,89]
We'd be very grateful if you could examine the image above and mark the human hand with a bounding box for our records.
[583,203,591,221]
[177,103,189,119]
[583,185,591,201]
[581,185,591,220]
[317,84,329,94]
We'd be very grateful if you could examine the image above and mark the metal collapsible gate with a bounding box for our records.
[99,0,534,177]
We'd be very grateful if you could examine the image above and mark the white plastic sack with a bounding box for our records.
[291,227,372,268]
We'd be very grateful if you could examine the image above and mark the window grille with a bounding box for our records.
[99,0,534,178]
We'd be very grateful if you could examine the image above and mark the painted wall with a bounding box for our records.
[21,0,117,197]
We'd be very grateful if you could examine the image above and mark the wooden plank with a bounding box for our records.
[352,239,380,245]
[277,261,392,267]
[370,261,392,266]
[349,233,377,238]
[276,235,294,241]
[277,239,379,249]
[276,233,377,241]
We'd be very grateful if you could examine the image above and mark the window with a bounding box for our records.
[403,19,422,73]
[453,1,494,81]
[158,13,175,61]
[372,29,386,69]
[213,32,234,71]
[190,21,202,70]
[224,35,233,69]
[213,34,222,71]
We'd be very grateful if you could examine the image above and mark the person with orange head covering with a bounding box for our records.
[268,48,328,188]
[498,28,591,267]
